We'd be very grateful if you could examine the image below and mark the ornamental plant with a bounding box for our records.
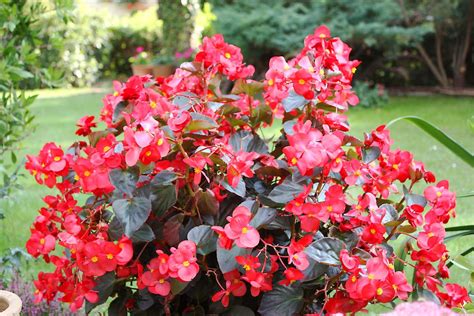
[25,26,470,315]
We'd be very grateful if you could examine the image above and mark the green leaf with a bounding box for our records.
[112,197,152,237]
[150,173,177,216]
[7,66,34,80]
[282,90,307,112]
[387,116,474,167]
[251,104,273,126]
[258,285,304,316]
[108,218,155,242]
[187,225,218,255]
[250,207,277,229]
[380,204,398,224]
[221,178,246,197]
[112,101,128,123]
[394,237,410,272]
[445,225,474,232]
[231,79,264,96]
[131,223,155,242]
[230,130,268,154]
[216,244,251,273]
[151,170,177,186]
[163,213,184,246]
[195,189,219,216]
[305,237,345,266]
[223,305,255,316]
[450,255,474,272]
[109,167,139,196]
[302,256,328,281]
[185,113,218,132]
[170,278,189,295]
[85,272,115,314]
[267,176,307,204]
[362,146,381,163]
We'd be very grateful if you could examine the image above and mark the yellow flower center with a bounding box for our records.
[183,261,190,267]
[53,156,61,162]
[291,157,298,165]
[354,170,362,176]
[107,253,113,260]
[319,68,325,75]
[103,146,111,153]
[370,228,376,234]
[39,238,45,245]
[293,254,299,260]
[157,138,164,146]
[368,273,375,280]
[392,164,399,170]
[284,65,290,70]
[268,79,274,86]
[388,263,394,270]
[159,279,165,284]
[241,227,248,234]
[194,168,202,174]
[298,79,306,85]
[428,232,434,237]
[351,67,357,74]
[91,256,99,263]
[308,66,314,73]
[351,275,357,282]
[436,191,442,197]
[319,33,326,39]
[84,170,91,177]
[113,91,119,97]
[224,52,231,59]
[327,206,333,212]
[376,288,383,296]
[145,151,152,157]
[243,264,251,271]
[73,174,79,181]
[150,101,157,109]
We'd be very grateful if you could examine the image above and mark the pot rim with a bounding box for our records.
[0,290,22,315]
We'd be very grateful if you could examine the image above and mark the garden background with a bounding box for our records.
[0,0,473,314]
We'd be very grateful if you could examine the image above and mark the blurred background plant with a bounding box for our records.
[0,0,72,216]
[129,47,153,65]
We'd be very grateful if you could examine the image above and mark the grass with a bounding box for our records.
[0,91,473,287]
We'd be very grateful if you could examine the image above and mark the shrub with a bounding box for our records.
[37,11,111,88]
[0,0,67,211]
[24,26,470,314]
[353,81,388,108]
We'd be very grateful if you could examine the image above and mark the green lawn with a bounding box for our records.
[0,91,473,287]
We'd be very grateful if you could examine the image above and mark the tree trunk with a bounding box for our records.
[452,0,474,88]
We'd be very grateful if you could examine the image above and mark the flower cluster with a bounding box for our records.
[25,26,469,315]
[138,240,198,296]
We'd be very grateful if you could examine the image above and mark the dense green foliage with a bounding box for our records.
[210,0,474,88]
[0,0,69,211]
[38,11,110,87]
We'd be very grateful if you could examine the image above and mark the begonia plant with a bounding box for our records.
[25,26,470,315]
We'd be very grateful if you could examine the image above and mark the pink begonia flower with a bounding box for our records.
[222,206,259,248]
[168,240,199,282]
[382,301,458,316]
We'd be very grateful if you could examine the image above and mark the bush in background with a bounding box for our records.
[38,11,111,88]
[353,81,388,108]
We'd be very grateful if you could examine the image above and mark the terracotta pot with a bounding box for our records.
[131,64,154,76]
[0,290,22,316]
[152,64,175,78]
